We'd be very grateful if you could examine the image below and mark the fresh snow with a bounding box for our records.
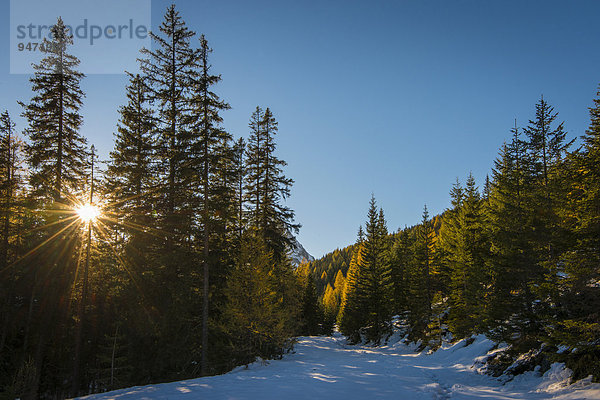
[80,333,600,400]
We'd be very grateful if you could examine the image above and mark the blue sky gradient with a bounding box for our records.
[1,0,599,257]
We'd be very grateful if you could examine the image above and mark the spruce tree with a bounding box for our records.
[577,86,600,267]
[106,73,156,246]
[0,111,25,364]
[224,229,298,366]
[362,204,393,342]
[487,124,538,340]
[437,179,463,304]
[139,4,197,236]
[244,107,299,261]
[71,145,98,395]
[245,107,264,225]
[389,227,414,316]
[522,97,572,266]
[19,18,88,397]
[407,205,435,340]
[232,138,246,242]
[21,17,87,204]
[0,111,19,272]
[339,197,392,343]
[188,33,231,375]
[418,205,433,311]
[224,229,276,366]
[136,6,206,380]
[103,73,158,385]
[566,87,600,287]
[299,272,322,335]
[338,227,366,343]
[557,86,600,352]
[522,96,573,338]
[269,109,297,256]
[446,174,489,337]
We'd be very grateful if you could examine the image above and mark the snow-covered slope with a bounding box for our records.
[288,234,314,267]
[80,334,600,400]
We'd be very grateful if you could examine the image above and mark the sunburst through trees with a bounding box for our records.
[1,7,308,398]
[76,204,100,223]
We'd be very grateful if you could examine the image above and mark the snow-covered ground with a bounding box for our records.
[81,333,600,400]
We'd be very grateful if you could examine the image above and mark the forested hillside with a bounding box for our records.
[303,93,600,382]
[297,215,442,320]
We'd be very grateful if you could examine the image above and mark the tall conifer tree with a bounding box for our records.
[0,111,19,273]
[244,107,299,261]
[139,4,197,236]
[0,111,25,363]
[104,73,158,379]
[21,17,86,204]
[245,107,264,225]
[389,227,414,316]
[188,34,231,375]
[447,174,489,336]
[339,197,392,343]
[106,73,156,245]
[522,97,572,337]
[136,5,204,381]
[232,138,246,242]
[407,205,435,339]
[19,17,88,398]
[557,86,600,351]
[338,227,366,343]
[487,124,537,339]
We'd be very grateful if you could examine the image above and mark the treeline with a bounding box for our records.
[0,6,318,398]
[307,92,600,380]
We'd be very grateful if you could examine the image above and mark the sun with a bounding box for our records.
[76,204,100,223]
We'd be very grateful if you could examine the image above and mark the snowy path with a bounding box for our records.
[82,334,600,400]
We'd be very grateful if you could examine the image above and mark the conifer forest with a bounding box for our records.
[0,3,599,399]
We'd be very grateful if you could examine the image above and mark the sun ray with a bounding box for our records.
[70,239,87,311]
[92,221,154,321]
[2,217,82,273]
[9,214,79,238]
[98,214,167,238]
[101,184,164,209]
[35,222,82,277]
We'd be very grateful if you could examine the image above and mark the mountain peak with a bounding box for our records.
[287,234,315,267]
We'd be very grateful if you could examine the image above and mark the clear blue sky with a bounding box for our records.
[1,0,600,257]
